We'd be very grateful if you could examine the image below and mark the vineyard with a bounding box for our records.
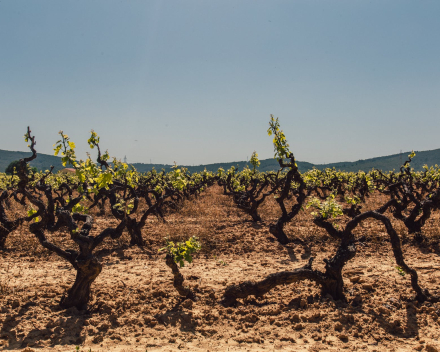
[1,118,440,351]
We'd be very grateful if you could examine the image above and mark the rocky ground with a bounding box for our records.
[1,186,440,351]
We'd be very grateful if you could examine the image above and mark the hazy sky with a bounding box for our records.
[1,1,439,165]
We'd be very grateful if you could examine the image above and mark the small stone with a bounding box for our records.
[143,315,157,327]
[338,333,348,340]
[182,299,193,310]
[290,313,300,323]
[388,297,402,308]
[426,345,439,352]
[92,335,104,343]
[378,306,390,315]
[152,289,167,298]
[288,297,302,307]
[414,345,423,351]
[350,276,361,283]
[362,283,374,291]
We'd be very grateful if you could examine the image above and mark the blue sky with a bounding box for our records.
[1,1,439,166]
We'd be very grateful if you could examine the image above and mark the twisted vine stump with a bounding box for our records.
[268,154,308,245]
[165,254,197,301]
[221,258,330,307]
[59,256,102,309]
[222,207,431,306]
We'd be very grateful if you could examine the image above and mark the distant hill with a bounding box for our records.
[0,150,63,173]
[313,149,440,173]
[1,148,440,174]
[130,159,315,174]
[130,149,440,174]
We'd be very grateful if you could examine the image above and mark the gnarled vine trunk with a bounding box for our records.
[126,219,144,247]
[165,254,197,301]
[60,256,102,309]
[269,219,289,245]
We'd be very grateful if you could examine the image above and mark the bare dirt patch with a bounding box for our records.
[1,186,440,351]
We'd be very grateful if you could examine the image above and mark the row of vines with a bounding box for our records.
[1,117,440,315]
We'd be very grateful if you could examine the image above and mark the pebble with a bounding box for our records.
[338,333,348,340]
[182,299,193,310]
[362,283,374,291]
[426,345,439,352]
[350,276,361,283]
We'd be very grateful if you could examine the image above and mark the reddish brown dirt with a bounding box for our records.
[1,186,440,351]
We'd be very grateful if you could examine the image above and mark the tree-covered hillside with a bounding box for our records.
[1,148,440,174]
[0,150,63,173]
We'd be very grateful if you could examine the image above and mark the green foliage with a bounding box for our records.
[403,151,416,169]
[159,236,201,267]
[71,201,89,214]
[345,195,361,205]
[87,130,100,149]
[88,130,110,162]
[52,130,141,196]
[112,197,134,215]
[307,194,343,219]
[267,115,291,161]
[250,151,260,172]
[170,163,187,191]
[53,131,77,167]
[396,266,406,277]
[27,207,40,223]
[212,254,227,266]
[74,347,93,352]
